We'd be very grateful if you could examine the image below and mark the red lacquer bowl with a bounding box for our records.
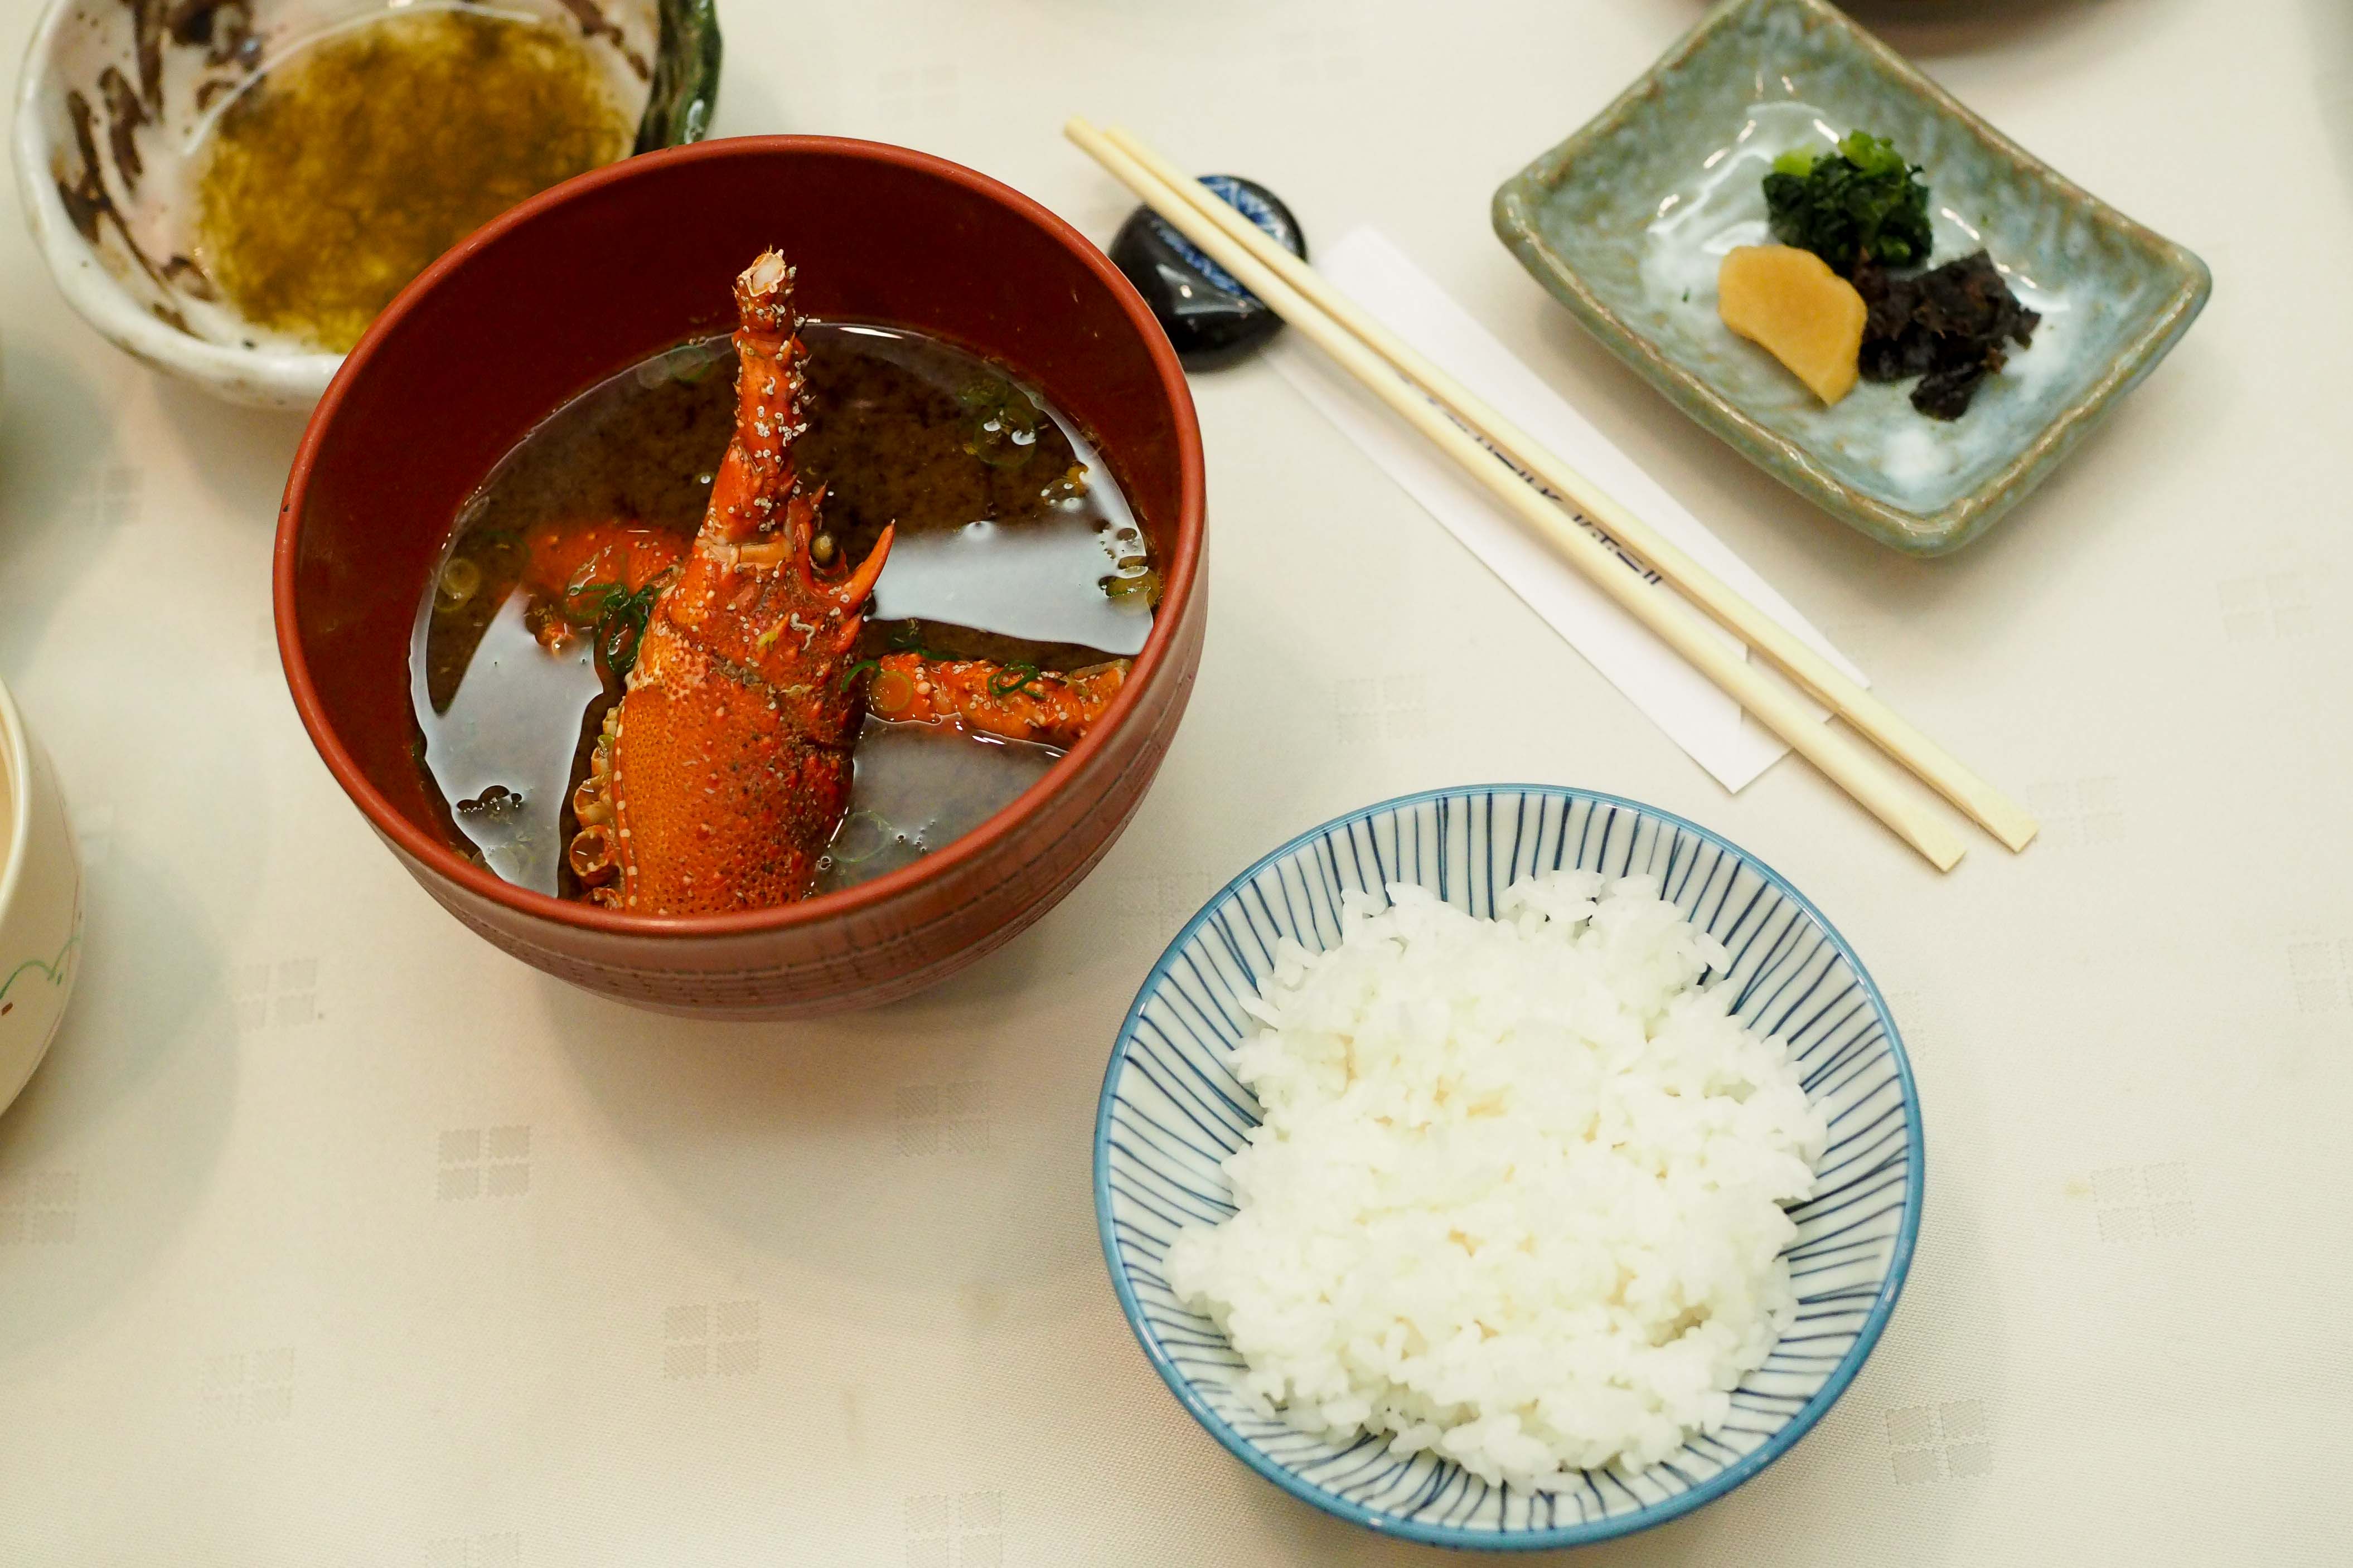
[275,137,1206,1018]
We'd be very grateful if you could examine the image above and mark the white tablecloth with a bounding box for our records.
[3,1,2347,1561]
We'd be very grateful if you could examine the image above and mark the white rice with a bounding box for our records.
[1164,870,1828,1490]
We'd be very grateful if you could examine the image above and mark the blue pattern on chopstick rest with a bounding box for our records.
[1095,785,1924,1550]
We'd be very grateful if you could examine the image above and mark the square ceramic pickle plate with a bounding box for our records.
[1490,0,2210,555]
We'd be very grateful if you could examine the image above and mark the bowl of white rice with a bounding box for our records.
[1095,785,1921,1549]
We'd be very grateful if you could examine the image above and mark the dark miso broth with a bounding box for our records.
[410,322,1155,900]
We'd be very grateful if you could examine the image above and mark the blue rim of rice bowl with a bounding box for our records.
[1092,783,1925,1550]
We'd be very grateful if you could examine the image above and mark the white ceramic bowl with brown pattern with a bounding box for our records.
[12,0,719,408]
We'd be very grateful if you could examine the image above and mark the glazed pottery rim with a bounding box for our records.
[0,679,28,917]
[1489,0,2211,556]
[276,133,1207,943]
[12,0,718,407]
[8,0,336,397]
[1092,783,1925,1550]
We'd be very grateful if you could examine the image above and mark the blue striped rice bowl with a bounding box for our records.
[1093,784,1923,1549]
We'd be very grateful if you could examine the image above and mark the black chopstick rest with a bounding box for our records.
[1110,174,1307,370]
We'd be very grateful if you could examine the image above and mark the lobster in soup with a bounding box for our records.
[413,251,1155,914]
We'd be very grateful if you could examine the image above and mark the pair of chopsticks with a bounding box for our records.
[1064,118,2037,872]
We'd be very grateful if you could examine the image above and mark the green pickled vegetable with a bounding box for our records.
[1762,131,1933,274]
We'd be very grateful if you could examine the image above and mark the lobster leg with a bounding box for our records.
[519,521,686,654]
[866,652,1129,749]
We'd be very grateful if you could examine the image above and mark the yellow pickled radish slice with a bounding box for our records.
[1717,245,1867,405]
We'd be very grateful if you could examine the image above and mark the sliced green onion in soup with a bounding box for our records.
[1104,567,1160,606]
[436,556,483,609]
[830,810,890,864]
[870,668,917,712]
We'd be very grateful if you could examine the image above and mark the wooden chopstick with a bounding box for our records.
[1096,123,2036,857]
[1066,116,1972,872]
